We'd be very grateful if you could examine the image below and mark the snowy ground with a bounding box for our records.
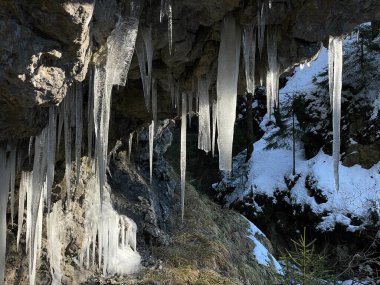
[214,25,380,234]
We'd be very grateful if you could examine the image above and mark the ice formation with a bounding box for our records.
[152,77,158,126]
[78,176,141,275]
[136,27,153,111]
[216,14,241,171]
[0,147,10,284]
[197,75,212,153]
[328,36,335,106]
[266,26,279,116]
[180,92,187,221]
[243,25,256,95]
[211,99,217,158]
[128,132,134,162]
[88,66,94,159]
[75,83,83,185]
[149,121,154,184]
[160,0,173,54]
[257,2,266,56]
[188,90,193,127]
[330,36,343,192]
[64,89,73,205]
[47,203,63,284]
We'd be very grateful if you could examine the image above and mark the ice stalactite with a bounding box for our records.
[88,67,94,159]
[128,132,134,162]
[328,36,335,106]
[266,26,279,117]
[28,136,34,164]
[30,128,48,285]
[143,26,153,102]
[46,107,57,211]
[79,176,140,274]
[94,0,141,203]
[169,72,175,108]
[257,2,266,57]
[330,36,343,192]
[64,88,73,206]
[136,26,153,112]
[243,25,256,95]
[149,121,154,184]
[160,0,173,54]
[47,203,63,285]
[17,172,31,251]
[197,75,211,153]
[211,99,217,158]
[180,92,187,222]
[188,90,193,127]
[152,77,158,126]
[0,147,11,285]
[75,83,83,185]
[216,14,241,171]
[9,143,16,225]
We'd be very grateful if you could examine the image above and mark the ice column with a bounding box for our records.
[216,14,241,171]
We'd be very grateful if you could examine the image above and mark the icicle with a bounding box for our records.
[269,0,272,8]
[136,33,150,111]
[211,99,217,158]
[243,25,257,95]
[17,172,30,251]
[88,66,95,159]
[188,90,193,127]
[57,105,64,155]
[266,26,279,115]
[8,143,16,225]
[30,128,48,285]
[149,121,154,184]
[152,77,158,126]
[64,89,72,206]
[180,92,187,222]
[216,14,241,171]
[128,132,134,162]
[47,203,63,284]
[257,2,266,56]
[0,147,10,285]
[75,82,83,185]
[169,72,175,108]
[28,136,34,164]
[143,26,153,103]
[328,36,335,107]
[46,106,57,212]
[197,75,211,153]
[331,36,343,192]
[160,0,173,54]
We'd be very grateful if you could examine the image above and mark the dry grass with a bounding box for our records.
[135,173,279,285]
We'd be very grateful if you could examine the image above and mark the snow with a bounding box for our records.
[245,218,283,274]
[216,14,241,171]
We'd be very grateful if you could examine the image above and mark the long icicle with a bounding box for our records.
[197,75,211,153]
[64,88,72,206]
[216,14,241,171]
[9,143,16,225]
[211,99,217,157]
[328,36,335,107]
[149,121,154,184]
[46,106,57,211]
[243,25,256,95]
[331,36,343,192]
[17,172,30,251]
[75,82,83,185]
[180,92,187,222]
[0,146,10,285]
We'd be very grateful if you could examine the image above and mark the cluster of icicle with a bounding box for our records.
[0,1,144,284]
[78,175,140,275]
